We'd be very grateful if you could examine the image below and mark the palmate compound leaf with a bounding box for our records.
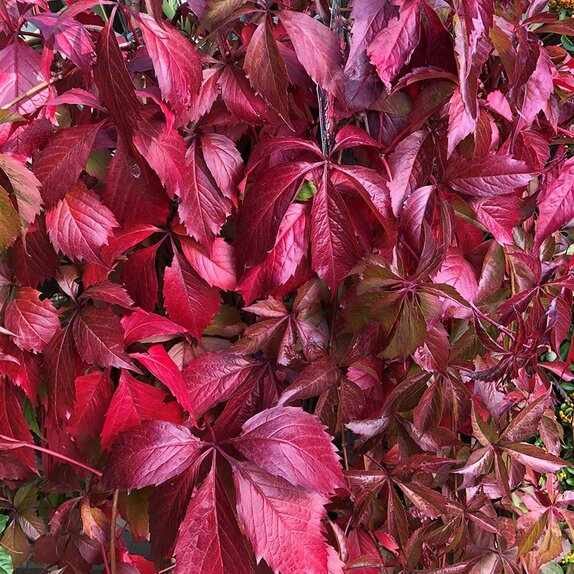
[102,420,203,489]
[233,406,346,493]
[232,461,344,574]
[174,465,255,574]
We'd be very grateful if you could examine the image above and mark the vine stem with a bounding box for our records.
[110,489,120,574]
[0,434,103,477]
[316,0,342,156]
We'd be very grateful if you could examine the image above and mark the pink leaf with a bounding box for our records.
[534,157,574,248]
[234,406,345,493]
[503,443,566,473]
[0,41,51,114]
[28,13,94,70]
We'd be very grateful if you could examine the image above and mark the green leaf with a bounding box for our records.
[0,515,8,534]
[0,546,13,574]
[24,399,44,439]
[295,180,318,202]
[0,110,24,125]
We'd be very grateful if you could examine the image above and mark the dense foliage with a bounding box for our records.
[2,0,574,572]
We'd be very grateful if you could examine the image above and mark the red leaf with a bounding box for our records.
[72,305,135,370]
[94,21,143,154]
[43,326,82,422]
[33,123,103,206]
[199,133,243,203]
[136,13,202,119]
[237,202,311,305]
[133,120,187,200]
[132,345,193,413]
[311,179,361,294]
[245,18,290,123]
[235,163,311,268]
[0,382,37,479]
[103,420,202,489]
[444,156,534,197]
[5,287,59,353]
[534,157,574,248]
[178,139,233,246]
[101,370,183,449]
[174,466,255,574]
[103,137,170,227]
[432,248,478,303]
[180,237,237,291]
[149,467,196,561]
[521,43,553,124]
[120,244,160,312]
[279,11,342,94]
[28,13,94,70]
[277,357,340,406]
[367,0,420,90]
[503,443,566,473]
[183,352,257,417]
[234,406,345,493]
[0,154,43,235]
[121,310,184,346]
[68,370,113,437]
[163,252,221,339]
[46,183,118,264]
[219,67,270,124]
[233,461,334,574]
